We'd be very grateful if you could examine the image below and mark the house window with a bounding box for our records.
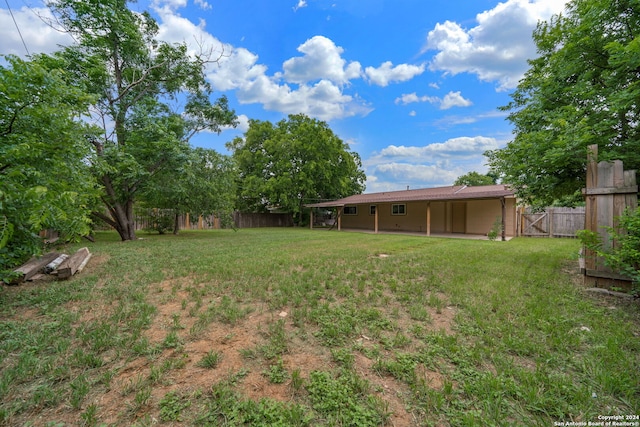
[369,205,376,215]
[391,204,406,215]
[343,206,357,215]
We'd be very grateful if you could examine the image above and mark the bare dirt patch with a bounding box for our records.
[7,272,462,426]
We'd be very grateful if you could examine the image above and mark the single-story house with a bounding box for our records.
[306,184,517,240]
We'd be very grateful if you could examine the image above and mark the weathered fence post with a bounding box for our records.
[582,144,638,288]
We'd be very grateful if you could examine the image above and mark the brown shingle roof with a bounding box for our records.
[306,184,514,208]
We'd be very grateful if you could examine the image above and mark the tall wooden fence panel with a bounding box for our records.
[133,211,221,231]
[232,212,293,228]
[520,207,585,238]
[99,210,294,231]
[583,144,638,288]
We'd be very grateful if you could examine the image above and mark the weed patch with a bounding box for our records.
[0,229,637,426]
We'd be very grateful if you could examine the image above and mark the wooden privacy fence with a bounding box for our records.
[232,212,293,228]
[133,212,221,231]
[520,207,585,238]
[582,144,638,288]
[130,211,293,231]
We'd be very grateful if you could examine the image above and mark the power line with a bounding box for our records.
[5,0,30,56]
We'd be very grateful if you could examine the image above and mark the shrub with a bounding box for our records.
[578,208,640,294]
[488,216,503,241]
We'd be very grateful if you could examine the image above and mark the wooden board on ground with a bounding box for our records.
[10,252,61,285]
[57,247,91,280]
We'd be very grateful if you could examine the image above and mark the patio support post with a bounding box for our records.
[501,197,506,241]
[338,208,342,231]
[426,202,431,236]
[310,209,313,230]
[374,205,379,233]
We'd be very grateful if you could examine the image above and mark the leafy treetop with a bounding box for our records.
[486,0,640,208]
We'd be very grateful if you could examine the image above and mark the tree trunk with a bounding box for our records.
[173,211,180,235]
[93,175,138,241]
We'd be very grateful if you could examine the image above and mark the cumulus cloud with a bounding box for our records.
[151,11,371,120]
[364,61,425,87]
[281,36,362,85]
[423,0,566,90]
[0,6,75,58]
[237,77,372,121]
[362,136,501,192]
[377,137,499,160]
[440,91,472,109]
[219,114,250,133]
[0,1,428,122]
[206,47,268,91]
[376,163,458,184]
[395,91,472,110]
[395,93,438,105]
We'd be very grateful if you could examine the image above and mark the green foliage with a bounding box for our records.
[486,0,640,208]
[1,230,638,425]
[159,391,191,422]
[139,209,174,235]
[578,208,640,293]
[45,0,236,241]
[487,217,503,241]
[0,55,98,275]
[197,351,222,369]
[454,171,497,187]
[306,370,389,426]
[199,384,311,426]
[228,114,365,224]
[262,358,288,384]
[140,147,237,234]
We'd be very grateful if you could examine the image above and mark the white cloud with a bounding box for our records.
[423,0,567,90]
[395,93,438,105]
[376,163,458,183]
[153,13,370,120]
[395,91,472,110]
[293,0,307,11]
[440,91,472,109]
[363,136,500,191]
[220,114,250,132]
[194,0,212,10]
[364,61,425,87]
[282,36,362,85]
[206,47,268,91]
[237,77,372,121]
[377,137,499,160]
[0,6,75,58]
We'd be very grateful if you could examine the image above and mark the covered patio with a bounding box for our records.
[306,185,517,241]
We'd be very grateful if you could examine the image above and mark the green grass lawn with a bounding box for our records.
[1,228,638,426]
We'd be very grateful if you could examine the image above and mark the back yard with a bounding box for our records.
[0,229,638,426]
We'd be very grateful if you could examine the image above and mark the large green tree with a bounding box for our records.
[140,147,237,234]
[454,171,498,187]
[0,55,98,274]
[228,114,366,224]
[46,0,236,240]
[486,0,640,207]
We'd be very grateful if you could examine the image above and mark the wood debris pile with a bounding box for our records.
[6,247,92,285]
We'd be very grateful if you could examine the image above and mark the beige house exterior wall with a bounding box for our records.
[340,198,516,236]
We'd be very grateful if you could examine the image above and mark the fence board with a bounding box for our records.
[104,210,295,231]
[232,212,293,228]
[521,207,584,238]
[583,144,638,289]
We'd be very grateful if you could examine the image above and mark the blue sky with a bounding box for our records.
[1,0,567,193]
